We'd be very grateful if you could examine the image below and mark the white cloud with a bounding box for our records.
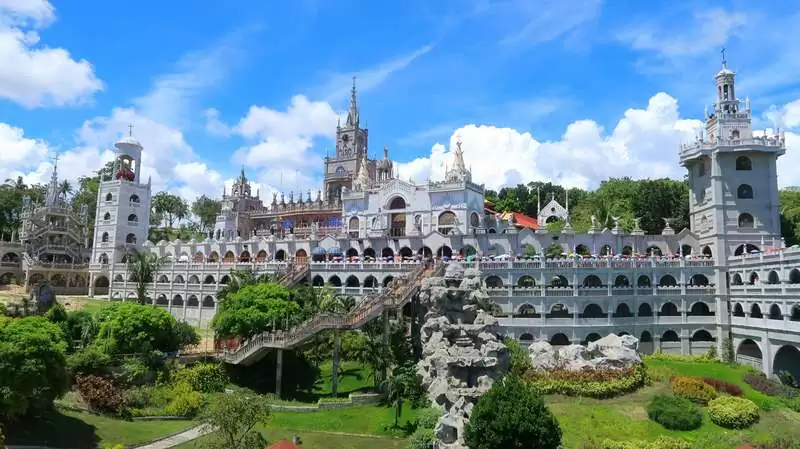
[204,108,230,137]
[498,0,603,47]
[0,122,49,173]
[399,92,704,190]
[0,0,102,107]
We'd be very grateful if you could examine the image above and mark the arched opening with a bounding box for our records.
[172,295,184,307]
[188,275,200,284]
[749,272,760,285]
[738,213,755,229]
[600,244,613,256]
[220,275,231,285]
[691,330,714,342]
[459,245,477,258]
[550,333,570,346]
[470,212,480,228]
[614,303,633,318]
[328,276,342,287]
[681,244,693,256]
[702,246,713,257]
[788,269,800,284]
[126,233,137,244]
[614,275,630,287]
[621,245,633,256]
[346,248,359,258]
[517,275,536,288]
[546,303,572,319]
[101,232,109,243]
[549,275,569,288]
[388,197,407,237]
[583,333,602,345]
[767,270,780,284]
[437,245,453,258]
[193,251,204,262]
[50,274,67,287]
[239,251,251,262]
[736,339,763,368]
[639,331,654,354]
[750,303,763,318]
[545,244,564,259]
[661,330,680,342]
[222,251,235,262]
[113,274,125,283]
[0,273,16,285]
[658,275,677,287]
[519,333,534,343]
[637,275,651,288]
[659,302,680,316]
[516,304,539,317]
[187,295,199,307]
[581,303,604,318]
[773,345,800,383]
[364,276,378,288]
[484,275,503,288]
[208,251,219,262]
[275,249,287,261]
[381,247,394,259]
[295,249,308,264]
[202,296,215,308]
[173,275,185,284]
[733,303,745,317]
[345,275,360,287]
[574,244,590,256]
[689,274,709,286]
[438,211,458,235]
[793,305,800,322]
[312,275,324,287]
[348,216,360,238]
[732,273,743,285]
[203,275,215,284]
[105,192,113,202]
[689,302,713,316]
[382,276,394,287]
[646,246,663,257]
[103,212,111,221]
[737,184,754,199]
[156,294,168,306]
[769,304,783,320]
[256,250,267,261]
[127,213,138,223]
[418,246,432,258]
[582,275,603,288]
[736,156,752,171]
[399,247,414,258]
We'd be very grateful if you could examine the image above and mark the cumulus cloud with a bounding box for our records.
[0,0,103,107]
[399,92,704,190]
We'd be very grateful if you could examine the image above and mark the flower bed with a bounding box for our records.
[583,436,691,449]
[707,396,760,429]
[669,376,718,405]
[744,373,798,398]
[646,395,703,431]
[702,377,743,396]
[526,365,646,399]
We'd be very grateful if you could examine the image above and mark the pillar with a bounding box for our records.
[275,348,283,398]
[332,331,341,397]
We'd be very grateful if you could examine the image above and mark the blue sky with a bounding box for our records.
[1,0,800,200]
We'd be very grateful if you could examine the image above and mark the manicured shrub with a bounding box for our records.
[670,376,718,404]
[67,347,113,377]
[413,408,441,430]
[776,370,797,388]
[74,375,124,414]
[527,365,646,399]
[744,373,798,398]
[707,396,760,429]
[505,337,532,377]
[702,377,743,396]
[164,382,204,417]
[583,436,691,449]
[407,426,436,449]
[646,395,702,431]
[644,352,718,363]
[172,362,229,393]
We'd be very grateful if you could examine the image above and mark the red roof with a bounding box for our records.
[267,440,302,449]
[508,212,539,230]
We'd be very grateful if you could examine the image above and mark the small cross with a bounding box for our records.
[128,123,134,136]
[52,154,60,169]
[721,47,727,63]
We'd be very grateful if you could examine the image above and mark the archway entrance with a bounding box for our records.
[295,249,308,265]
[736,339,763,370]
[773,345,800,382]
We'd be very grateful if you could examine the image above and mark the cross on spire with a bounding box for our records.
[721,46,727,68]
[128,123,134,136]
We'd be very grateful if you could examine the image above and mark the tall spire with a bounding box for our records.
[46,154,60,206]
[346,76,359,127]
[452,139,466,171]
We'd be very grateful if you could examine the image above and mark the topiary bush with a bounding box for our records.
[708,396,759,429]
[646,395,703,431]
[172,362,229,393]
[670,376,718,404]
[744,373,798,398]
[407,426,436,449]
[74,375,124,414]
[702,377,743,396]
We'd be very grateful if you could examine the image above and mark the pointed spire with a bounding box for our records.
[346,76,359,127]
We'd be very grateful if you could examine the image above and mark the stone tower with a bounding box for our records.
[90,128,152,266]
[680,53,786,262]
[323,77,370,202]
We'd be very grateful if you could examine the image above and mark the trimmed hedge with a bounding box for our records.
[670,376,718,405]
[528,365,646,399]
[707,396,760,429]
[702,377,743,396]
[744,373,798,398]
[583,436,691,449]
[644,352,718,364]
[646,395,703,431]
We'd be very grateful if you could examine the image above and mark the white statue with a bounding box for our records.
[590,215,598,228]
[633,217,642,229]
[612,216,620,228]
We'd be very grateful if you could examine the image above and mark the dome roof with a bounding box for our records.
[115,135,142,148]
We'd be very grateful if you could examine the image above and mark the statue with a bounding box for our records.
[590,215,598,228]
[414,214,422,229]
[272,192,278,203]
[612,216,620,228]
[633,217,642,229]
[662,217,672,228]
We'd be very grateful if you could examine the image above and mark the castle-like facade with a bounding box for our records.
[0,61,797,380]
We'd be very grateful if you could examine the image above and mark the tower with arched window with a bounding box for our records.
[90,129,152,267]
[679,54,786,261]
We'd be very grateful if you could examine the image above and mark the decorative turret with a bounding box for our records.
[114,125,142,183]
[444,139,471,183]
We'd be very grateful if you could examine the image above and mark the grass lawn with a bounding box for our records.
[5,408,196,448]
[312,360,375,398]
[172,428,406,449]
[61,296,114,314]
[547,360,800,449]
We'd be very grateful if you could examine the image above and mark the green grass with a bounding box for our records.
[172,428,406,449]
[547,360,800,449]
[311,360,375,398]
[5,408,196,448]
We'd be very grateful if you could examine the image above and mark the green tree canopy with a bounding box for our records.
[152,192,188,228]
[0,316,69,419]
[201,391,270,449]
[464,375,562,449]
[192,195,222,232]
[93,303,196,355]
[211,283,303,339]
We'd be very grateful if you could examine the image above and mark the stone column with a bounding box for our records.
[275,348,283,397]
[332,330,341,397]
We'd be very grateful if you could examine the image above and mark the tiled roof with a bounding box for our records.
[267,440,302,449]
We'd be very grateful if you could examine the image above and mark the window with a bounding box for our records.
[101,232,109,243]
[388,197,406,209]
[348,216,359,238]
[736,156,752,171]
[103,212,111,221]
[737,184,753,199]
[731,130,740,140]
[438,211,457,235]
[128,213,138,223]
[129,194,140,203]
[738,213,754,229]
[105,192,113,201]
[126,233,137,244]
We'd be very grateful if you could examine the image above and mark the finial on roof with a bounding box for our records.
[721,46,727,69]
[128,123,134,136]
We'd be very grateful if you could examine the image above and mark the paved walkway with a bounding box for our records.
[131,424,214,449]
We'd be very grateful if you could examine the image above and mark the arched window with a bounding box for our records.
[438,211,457,235]
[738,213,754,229]
[348,216,359,238]
[129,194,140,203]
[125,233,136,244]
[127,213,138,223]
[470,212,480,228]
[737,184,753,199]
[103,212,111,221]
[736,156,752,171]
[105,192,113,201]
[388,196,406,209]
[101,232,109,243]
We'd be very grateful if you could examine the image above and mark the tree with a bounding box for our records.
[126,248,167,304]
[153,192,188,229]
[504,337,532,377]
[384,363,417,428]
[464,376,562,449]
[93,303,196,355]
[192,195,222,232]
[200,391,270,449]
[0,316,69,419]
[211,283,303,339]
[58,179,72,201]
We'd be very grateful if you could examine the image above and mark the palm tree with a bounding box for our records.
[384,364,413,428]
[126,249,167,305]
[216,268,272,301]
[319,293,356,315]
[58,180,72,201]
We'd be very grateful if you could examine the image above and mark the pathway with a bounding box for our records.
[130,424,214,449]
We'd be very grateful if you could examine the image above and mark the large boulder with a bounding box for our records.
[527,334,642,372]
[528,340,558,370]
[587,334,642,368]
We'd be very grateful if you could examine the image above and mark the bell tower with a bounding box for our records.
[323,77,370,202]
[680,51,786,261]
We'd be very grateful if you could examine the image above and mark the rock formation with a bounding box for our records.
[528,333,642,371]
[416,263,508,449]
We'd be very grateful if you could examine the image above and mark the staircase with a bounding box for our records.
[219,262,442,366]
[277,263,309,287]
